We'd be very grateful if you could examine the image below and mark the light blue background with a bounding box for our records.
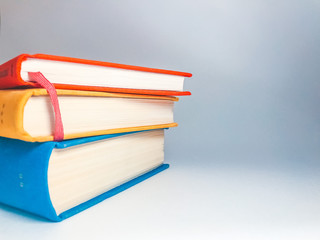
[1,1,320,239]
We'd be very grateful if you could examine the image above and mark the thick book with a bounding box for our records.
[0,88,178,142]
[0,130,169,222]
[0,54,192,96]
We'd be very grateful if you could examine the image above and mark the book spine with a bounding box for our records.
[0,54,29,89]
[0,90,34,141]
[0,138,59,221]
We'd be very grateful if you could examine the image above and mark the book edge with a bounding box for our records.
[56,163,170,222]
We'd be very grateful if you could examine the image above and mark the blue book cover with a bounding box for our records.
[0,131,169,222]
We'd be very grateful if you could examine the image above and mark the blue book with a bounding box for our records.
[0,130,168,222]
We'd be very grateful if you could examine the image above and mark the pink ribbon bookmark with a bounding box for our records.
[28,72,64,141]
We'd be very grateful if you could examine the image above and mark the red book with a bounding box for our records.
[0,54,192,96]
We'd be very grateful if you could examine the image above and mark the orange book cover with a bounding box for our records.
[0,54,192,96]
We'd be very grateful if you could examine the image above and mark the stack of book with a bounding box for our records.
[0,54,192,221]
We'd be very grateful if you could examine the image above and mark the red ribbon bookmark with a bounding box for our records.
[28,72,64,141]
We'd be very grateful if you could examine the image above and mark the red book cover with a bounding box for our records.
[0,54,192,96]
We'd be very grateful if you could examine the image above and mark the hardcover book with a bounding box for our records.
[0,130,168,222]
[0,54,192,96]
[0,88,178,142]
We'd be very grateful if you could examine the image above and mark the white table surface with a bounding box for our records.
[1,156,319,240]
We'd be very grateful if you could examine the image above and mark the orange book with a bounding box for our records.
[0,54,192,96]
[0,88,178,142]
